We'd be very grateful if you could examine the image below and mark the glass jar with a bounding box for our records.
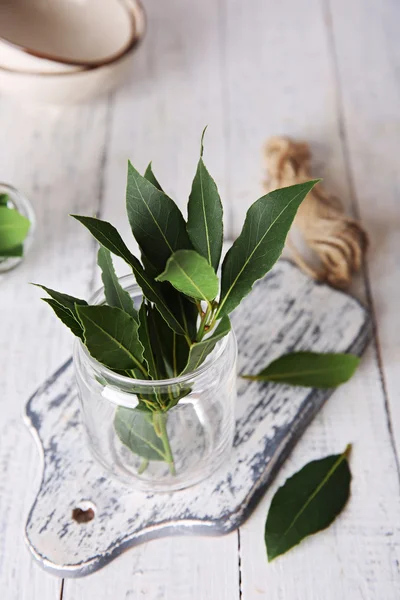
[0,182,35,273]
[73,276,238,492]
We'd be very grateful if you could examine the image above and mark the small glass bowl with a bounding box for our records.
[0,182,35,273]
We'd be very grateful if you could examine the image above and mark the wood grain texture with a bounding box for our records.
[0,102,111,598]
[328,0,400,464]
[223,1,400,598]
[1,0,399,597]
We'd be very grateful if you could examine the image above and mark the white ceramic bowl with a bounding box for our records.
[0,0,146,102]
[0,0,136,68]
[0,41,83,74]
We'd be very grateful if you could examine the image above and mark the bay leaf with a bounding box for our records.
[138,301,159,379]
[217,180,319,317]
[0,205,30,253]
[126,161,192,273]
[42,298,85,340]
[35,284,87,339]
[265,446,351,561]
[72,215,190,337]
[242,352,360,388]
[0,193,9,206]
[144,162,162,190]
[156,249,219,301]
[97,246,138,320]
[161,283,198,343]
[181,315,231,374]
[147,303,190,378]
[114,406,166,461]
[139,303,192,409]
[35,284,88,314]
[187,131,223,270]
[76,304,145,373]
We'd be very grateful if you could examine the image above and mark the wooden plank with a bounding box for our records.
[0,100,111,598]
[239,348,400,599]
[99,0,228,254]
[64,0,240,598]
[221,0,351,236]
[2,0,398,598]
[63,535,239,600]
[220,0,400,598]
[328,0,400,460]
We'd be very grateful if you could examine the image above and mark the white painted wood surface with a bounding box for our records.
[0,0,399,598]
[24,263,370,575]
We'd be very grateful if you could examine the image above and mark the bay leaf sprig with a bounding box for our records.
[265,445,352,561]
[42,134,319,387]
[38,131,319,473]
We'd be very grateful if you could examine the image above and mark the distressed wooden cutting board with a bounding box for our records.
[24,261,370,577]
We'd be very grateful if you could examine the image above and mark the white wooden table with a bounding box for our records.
[1,0,399,598]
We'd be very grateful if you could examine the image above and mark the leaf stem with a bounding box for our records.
[138,458,149,474]
[136,362,150,377]
[206,305,219,333]
[153,412,176,475]
[196,301,212,342]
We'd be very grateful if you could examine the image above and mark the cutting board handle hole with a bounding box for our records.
[72,500,96,524]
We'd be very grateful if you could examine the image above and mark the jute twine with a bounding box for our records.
[264,136,368,289]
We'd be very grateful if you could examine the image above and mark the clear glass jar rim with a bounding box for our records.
[74,274,233,386]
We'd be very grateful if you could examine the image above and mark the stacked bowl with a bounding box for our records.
[0,0,146,103]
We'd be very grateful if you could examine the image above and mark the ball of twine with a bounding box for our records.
[264,136,368,289]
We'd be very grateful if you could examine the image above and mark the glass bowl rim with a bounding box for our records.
[0,182,36,271]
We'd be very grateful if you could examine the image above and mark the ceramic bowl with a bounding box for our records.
[0,0,146,102]
[0,41,83,74]
[0,0,137,68]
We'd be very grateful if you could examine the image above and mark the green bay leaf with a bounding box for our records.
[187,132,223,270]
[181,315,231,375]
[114,407,166,461]
[97,246,138,320]
[147,303,190,378]
[161,284,198,342]
[72,215,190,337]
[35,284,88,314]
[42,298,85,340]
[126,161,192,273]
[36,284,88,339]
[134,304,190,409]
[157,249,219,301]
[0,205,30,253]
[76,304,145,373]
[138,302,160,379]
[242,352,360,388]
[217,180,319,317]
[265,446,351,561]
[144,162,163,191]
